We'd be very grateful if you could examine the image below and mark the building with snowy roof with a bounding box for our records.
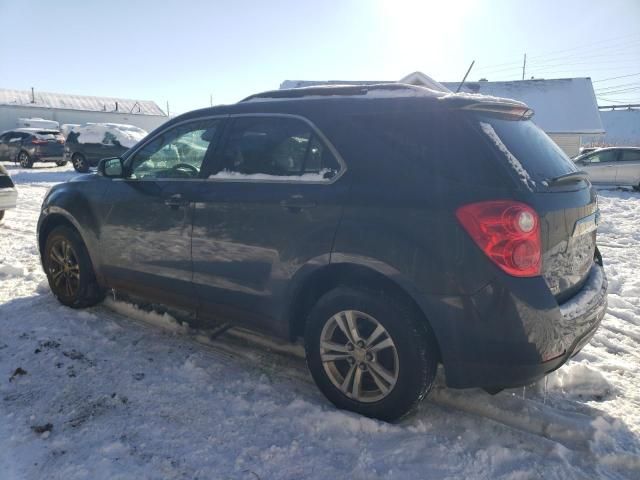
[280,73,604,157]
[0,88,169,134]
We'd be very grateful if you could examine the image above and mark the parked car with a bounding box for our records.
[0,163,17,222]
[37,84,607,421]
[575,146,600,157]
[0,129,66,168]
[64,123,147,172]
[574,147,640,189]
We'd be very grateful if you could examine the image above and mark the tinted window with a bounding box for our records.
[620,150,640,162]
[344,109,508,187]
[212,116,339,180]
[129,119,221,179]
[475,115,577,183]
[583,150,618,164]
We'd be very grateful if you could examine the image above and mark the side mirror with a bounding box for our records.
[98,157,124,178]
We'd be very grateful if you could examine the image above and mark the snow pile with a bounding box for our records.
[479,121,536,190]
[546,363,614,399]
[440,91,527,107]
[72,123,147,148]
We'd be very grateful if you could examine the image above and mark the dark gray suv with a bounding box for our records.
[37,84,607,421]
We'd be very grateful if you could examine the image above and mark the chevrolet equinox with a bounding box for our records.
[38,84,608,421]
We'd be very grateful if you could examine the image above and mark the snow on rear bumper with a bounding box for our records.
[0,188,18,210]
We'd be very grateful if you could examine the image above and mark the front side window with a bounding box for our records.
[210,116,340,181]
[584,150,618,164]
[128,119,221,179]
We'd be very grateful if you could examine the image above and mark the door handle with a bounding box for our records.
[164,194,189,209]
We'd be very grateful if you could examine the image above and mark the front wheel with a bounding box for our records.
[18,151,33,168]
[72,153,88,173]
[304,286,438,422]
[44,226,104,308]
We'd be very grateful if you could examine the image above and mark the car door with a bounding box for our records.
[577,149,619,184]
[0,133,9,161]
[191,114,349,334]
[99,117,225,308]
[615,149,640,186]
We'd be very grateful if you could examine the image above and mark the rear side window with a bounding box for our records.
[211,116,340,181]
[475,115,578,186]
[344,109,508,188]
[621,150,640,162]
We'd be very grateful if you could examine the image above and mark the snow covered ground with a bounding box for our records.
[1,163,639,479]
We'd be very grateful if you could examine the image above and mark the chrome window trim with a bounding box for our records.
[116,113,347,185]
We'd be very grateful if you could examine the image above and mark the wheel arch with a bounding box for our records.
[287,260,443,363]
[38,211,103,283]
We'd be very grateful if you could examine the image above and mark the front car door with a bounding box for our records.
[0,133,10,161]
[615,149,640,187]
[578,149,619,184]
[191,114,349,335]
[99,117,225,308]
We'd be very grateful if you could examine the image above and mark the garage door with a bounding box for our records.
[548,134,581,158]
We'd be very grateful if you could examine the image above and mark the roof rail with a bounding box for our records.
[240,83,438,102]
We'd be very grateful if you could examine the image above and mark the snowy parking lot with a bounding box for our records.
[1,163,639,479]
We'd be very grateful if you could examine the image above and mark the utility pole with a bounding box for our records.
[166,101,170,117]
[522,53,527,80]
[210,94,213,107]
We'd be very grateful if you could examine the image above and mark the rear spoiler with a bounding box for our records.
[439,93,534,120]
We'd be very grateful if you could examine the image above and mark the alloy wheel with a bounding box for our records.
[320,310,399,403]
[48,239,80,297]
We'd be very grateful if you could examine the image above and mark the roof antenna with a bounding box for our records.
[455,60,475,93]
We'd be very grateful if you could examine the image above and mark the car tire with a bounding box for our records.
[304,286,438,422]
[72,153,88,173]
[18,151,33,168]
[44,225,104,308]
[56,160,68,167]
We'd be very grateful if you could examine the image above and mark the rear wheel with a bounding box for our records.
[18,151,33,168]
[72,153,88,173]
[44,226,104,308]
[304,286,438,422]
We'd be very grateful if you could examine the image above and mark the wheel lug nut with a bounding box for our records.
[356,341,365,348]
[366,353,373,361]
[359,362,366,370]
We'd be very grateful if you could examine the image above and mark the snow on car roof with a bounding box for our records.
[242,83,527,108]
[72,123,148,148]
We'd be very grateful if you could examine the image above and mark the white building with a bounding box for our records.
[0,88,169,133]
[584,108,640,147]
[280,73,605,158]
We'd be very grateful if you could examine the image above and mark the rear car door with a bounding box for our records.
[615,149,640,186]
[6,132,26,161]
[191,114,348,333]
[578,150,619,184]
[99,117,225,308]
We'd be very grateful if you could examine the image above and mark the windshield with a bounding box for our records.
[475,115,578,186]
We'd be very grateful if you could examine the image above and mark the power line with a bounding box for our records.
[593,72,640,83]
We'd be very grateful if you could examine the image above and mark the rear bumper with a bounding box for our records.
[0,188,18,210]
[426,263,607,389]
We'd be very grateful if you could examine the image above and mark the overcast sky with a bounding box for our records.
[1,0,638,114]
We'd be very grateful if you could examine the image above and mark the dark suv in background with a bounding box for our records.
[0,128,66,168]
[64,124,147,172]
[37,84,607,421]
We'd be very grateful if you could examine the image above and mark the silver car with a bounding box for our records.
[574,147,640,189]
[0,163,18,222]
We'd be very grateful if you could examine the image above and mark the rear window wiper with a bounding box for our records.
[544,171,589,186]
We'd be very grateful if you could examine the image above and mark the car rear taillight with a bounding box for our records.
[31,138,48,145]
[456,200,541,277]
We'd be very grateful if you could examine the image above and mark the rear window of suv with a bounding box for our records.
[473,115,578,187]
